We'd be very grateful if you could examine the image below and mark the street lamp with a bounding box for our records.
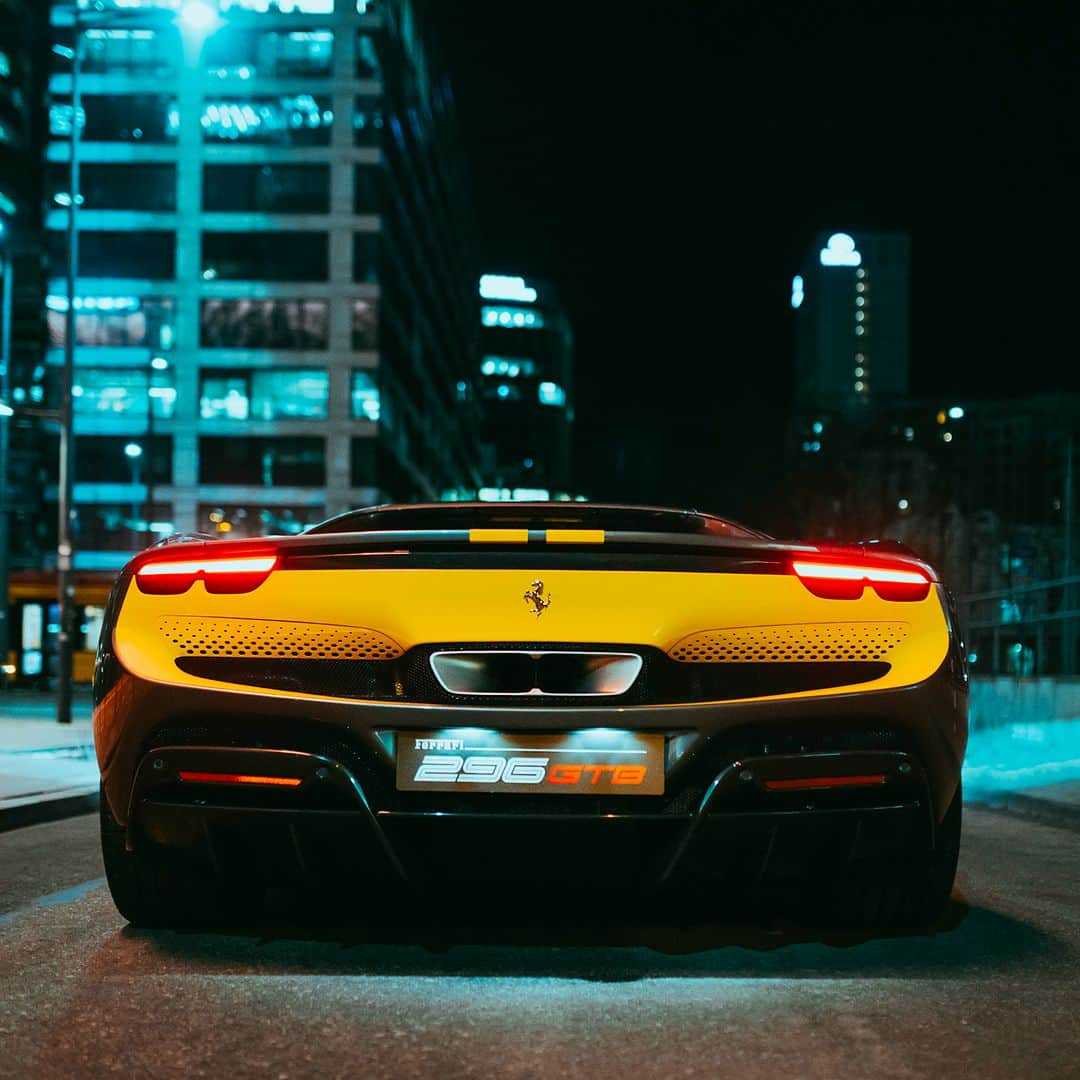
[178,1,221,36]
[0,218,12,689]
[52,0,224,723]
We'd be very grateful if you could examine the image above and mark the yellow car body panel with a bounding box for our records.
[113,567,950,705]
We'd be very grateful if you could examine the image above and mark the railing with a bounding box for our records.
[958,575,1080,677]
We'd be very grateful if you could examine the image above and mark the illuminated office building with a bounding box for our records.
[0,0,49,568]
[793,230,910,419]
[475,274,573,501]
[46,0,483,571]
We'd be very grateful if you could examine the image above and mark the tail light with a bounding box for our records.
[792,558,932,601]
[136,555,277,595]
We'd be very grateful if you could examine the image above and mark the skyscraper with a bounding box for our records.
[475,273,573,500]
[793,230,910,416]
[6,0,484,684]
[45,0,483,569]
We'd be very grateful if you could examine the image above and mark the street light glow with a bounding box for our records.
[124,442,144,459]
[178,1,220,35]
[0,402,13,418]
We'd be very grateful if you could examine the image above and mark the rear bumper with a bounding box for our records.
[96,656,966,871]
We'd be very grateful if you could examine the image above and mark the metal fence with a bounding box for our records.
[958,575,1080,677]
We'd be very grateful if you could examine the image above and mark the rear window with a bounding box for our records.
[307,504,763,538]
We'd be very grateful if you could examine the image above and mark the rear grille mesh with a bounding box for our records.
[668,622,908,663]
[159,617,403,661]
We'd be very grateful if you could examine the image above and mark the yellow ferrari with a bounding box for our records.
[94,503,967,926]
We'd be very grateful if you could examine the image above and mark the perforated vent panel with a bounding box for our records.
[668,623,909,663]
[159,617,402,661]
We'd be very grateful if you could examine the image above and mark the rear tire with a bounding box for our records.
[825,781,962,929]
[100,785,241,928]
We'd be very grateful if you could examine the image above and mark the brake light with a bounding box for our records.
[177,771,302,787]
[764,774,887,791]
[792,559,931,601]
[136,555,277,595]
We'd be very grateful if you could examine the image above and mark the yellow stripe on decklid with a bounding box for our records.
[468,529,530,543]
[546,530,605,544]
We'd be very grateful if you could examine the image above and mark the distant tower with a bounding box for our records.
[476,273,574,500]
[793,231,910,414]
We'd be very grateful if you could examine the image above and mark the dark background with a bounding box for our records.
[431,1,1077,529]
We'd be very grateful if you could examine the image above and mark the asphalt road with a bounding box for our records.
[1,807,1078,1079]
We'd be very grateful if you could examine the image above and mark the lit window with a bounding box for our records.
[481,355,536,378]
[351,370,380,421]
[538,382,566,407]
[200,374,250,420]
[480,275,537,303]
[251,369,328,420]
[220,0,334,12]
[819,233,862,267]
[790,275,805,309]
[481,306,544,330]
[904,427,915,441]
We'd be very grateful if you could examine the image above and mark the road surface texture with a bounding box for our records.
[1,806,1078,1079]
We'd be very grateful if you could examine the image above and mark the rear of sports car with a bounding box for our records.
[94,504,968,927]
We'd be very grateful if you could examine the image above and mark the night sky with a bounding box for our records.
[430,2,1077,528]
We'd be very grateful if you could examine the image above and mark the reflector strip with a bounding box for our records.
[177,771,303,787]
[764,774,887,791]
[138,556,277,577]
[468,529,529,543]
[792,561,928,586]
[546,529,605,544]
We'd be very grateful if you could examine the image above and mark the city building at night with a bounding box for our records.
[474,273,573,501]
[792,230,910,445]
[0,0,49,564]
[18,0,484,682]
[45,0,482,563]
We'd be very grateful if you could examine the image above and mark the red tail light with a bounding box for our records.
[792,558,932,601]
[136,555,277,595]
[177,771,302,787]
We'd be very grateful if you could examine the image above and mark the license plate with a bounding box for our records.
[395,730,664,795]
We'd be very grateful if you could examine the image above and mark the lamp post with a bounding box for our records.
[0,220,12,689]
[53,0,223,722]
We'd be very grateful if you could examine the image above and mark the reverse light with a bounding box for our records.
[136,555,277,595]
[792,559,931,601]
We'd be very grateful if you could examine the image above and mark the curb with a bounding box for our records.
[979,792,1080,833]
[0,786,100,834]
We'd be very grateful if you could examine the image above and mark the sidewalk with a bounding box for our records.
[0,691,99,832]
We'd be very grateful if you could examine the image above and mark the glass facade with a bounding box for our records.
[206,29,334,79]
[201,95,333,145]
[200,369,329,421]
[203,164,329,214]
[200,298,329,350]
[199,436,326,487]
[50,162,177,212]
[202,231,328,282]
[46,296,176,350]
[351,370,380,421]
[352,298,378,349]
[74,368,177,420]
[42,0,485,584]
